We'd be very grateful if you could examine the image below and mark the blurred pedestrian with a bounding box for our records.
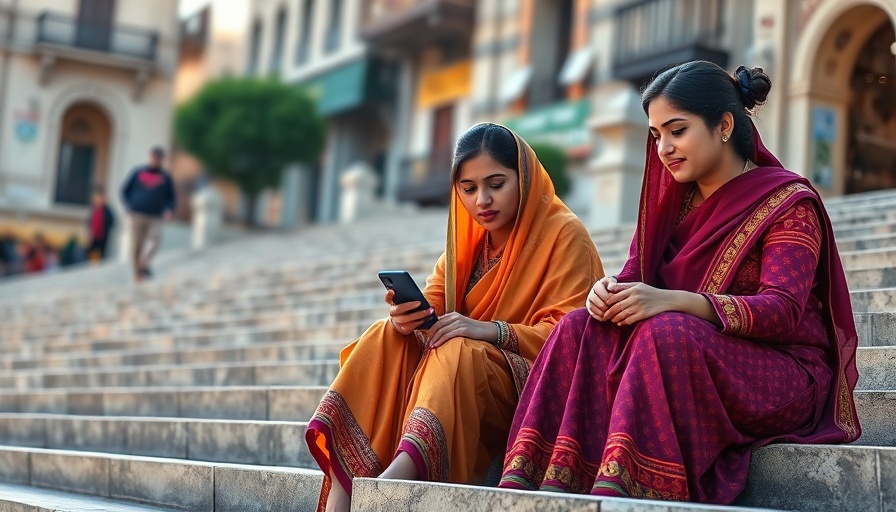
[0,229,14,276]
[121,146,176,282]
[22,233,48,273]
[86,186,116,261]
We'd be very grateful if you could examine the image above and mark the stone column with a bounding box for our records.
[383,59,414,204]
[191,185,223,250]
[339,161,380,223]
[582,83,647,230]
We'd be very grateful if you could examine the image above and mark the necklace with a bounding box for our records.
[482,232,504,270]
[740,159,751,175]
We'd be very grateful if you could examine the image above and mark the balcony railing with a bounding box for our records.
[612,0,727,83]
[361,0,474,51]
[36,11,158,62]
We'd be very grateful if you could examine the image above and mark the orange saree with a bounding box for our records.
[305,125,604,508]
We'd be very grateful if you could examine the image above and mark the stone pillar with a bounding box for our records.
[191,185,223,250]
[383,60,414,204]
[279,164,301,229]
[583,83,647,230]
[339,161,380,224]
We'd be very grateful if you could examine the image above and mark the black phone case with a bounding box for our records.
[378,271,438,329]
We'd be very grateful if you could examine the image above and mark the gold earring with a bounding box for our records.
[722,135,729,143]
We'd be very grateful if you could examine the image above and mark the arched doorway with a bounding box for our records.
[53,102,111,206]
[845,22,896,194]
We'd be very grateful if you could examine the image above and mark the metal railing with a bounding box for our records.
[36,11,158,61]
[614,0,725,64]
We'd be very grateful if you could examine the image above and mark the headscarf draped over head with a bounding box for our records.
[423,122,603,391]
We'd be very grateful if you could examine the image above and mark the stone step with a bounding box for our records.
[350,478,782,512]
[0,413,315,468]
[738,444,896,512]
[845,267,896,290]
[833,219,896,239]
[854,390,896,447]
[3,297,394,345]
[854,312,896,347]
[0,446,323,511]
[0,385,327,421]
[2,320,370,359]
[0,359,340,390]
[838,247,896,270]
[0,338,348,372]
[5,280,891,358]
[5,246,889,339]
[351,443,896,512]
[0,482,172,512]
[4,242,896,340]
[0,240,637,325]
[855,346,896,390]
[827,208,896,226]
[850,288,896,313]
[837,232,896,251]
[1,345,890,392]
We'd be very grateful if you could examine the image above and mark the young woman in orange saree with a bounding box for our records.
[305,123,604,511]
[500,62,861,504]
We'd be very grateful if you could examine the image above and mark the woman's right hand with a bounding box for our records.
[385,289,436,335]
[586,276,617,321]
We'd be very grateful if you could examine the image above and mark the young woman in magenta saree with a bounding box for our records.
[306,123,604,512]
[499,62,861,504]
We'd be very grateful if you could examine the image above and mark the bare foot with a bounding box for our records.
[377,451,420,480]
[325,472,350,512]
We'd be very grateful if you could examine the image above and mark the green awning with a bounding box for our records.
[297,58,395,117]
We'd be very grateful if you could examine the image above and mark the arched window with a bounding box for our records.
[54,103,111,206]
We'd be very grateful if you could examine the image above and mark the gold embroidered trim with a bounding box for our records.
[702,183,809,293]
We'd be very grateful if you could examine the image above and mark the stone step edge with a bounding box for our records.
[0,482,173,512]
[0,445,324,511]
[350,478,784,512]
[0,411,309,426]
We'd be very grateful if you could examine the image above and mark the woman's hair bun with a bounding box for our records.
[733,65,771,110]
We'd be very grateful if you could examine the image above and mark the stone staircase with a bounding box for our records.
[1,189,895,511]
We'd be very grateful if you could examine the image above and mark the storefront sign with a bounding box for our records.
[417,60,472,108]
[505,99,590,157]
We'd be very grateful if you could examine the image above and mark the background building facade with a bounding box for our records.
[205,0,896,231]
[0,0,179,251]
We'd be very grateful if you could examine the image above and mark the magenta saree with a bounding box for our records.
[499,127,861,503]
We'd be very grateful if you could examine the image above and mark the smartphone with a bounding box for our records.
[378,270,439,329]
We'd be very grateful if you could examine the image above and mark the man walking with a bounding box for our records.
[121,146,176,282]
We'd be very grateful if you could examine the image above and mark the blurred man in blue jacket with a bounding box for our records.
[121,146,175,282]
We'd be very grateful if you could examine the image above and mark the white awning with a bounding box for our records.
[499,66,532,105]
[559,47,594,86]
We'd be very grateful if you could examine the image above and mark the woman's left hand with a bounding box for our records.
[426,312,494,349]
[604,282,675,326]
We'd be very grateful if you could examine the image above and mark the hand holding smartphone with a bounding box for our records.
[378,271,439,329]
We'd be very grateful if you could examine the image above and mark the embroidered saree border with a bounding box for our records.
[398,407,450,482]
[309,390,383,479]
[594,432,689,501]
[501,428,600,493]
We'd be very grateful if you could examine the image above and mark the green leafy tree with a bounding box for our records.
[175,77,325,226]
[529,142,571,198]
